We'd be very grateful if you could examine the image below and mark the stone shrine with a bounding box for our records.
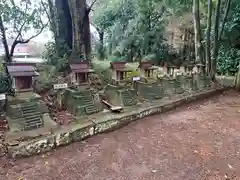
[67,60,94,85]
[7,63,39,93]
[6,63,54,132]
[139,61,157,78]
[63,59,102,117]
[110,61,132,84]
[104,61,138,107]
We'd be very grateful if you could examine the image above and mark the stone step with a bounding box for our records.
[75,91,92,97]
[82,98,94,104]
[22,108,36,115]
[24,112,42,120]
[24,116,42,124]
[24,118,43,131]
[85,104,98,114]
[74,95,93,104]
[21,102,37,109]
[122,91,133,98]
[21,104,37,110]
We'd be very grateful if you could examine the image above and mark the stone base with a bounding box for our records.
[6,86,229,158]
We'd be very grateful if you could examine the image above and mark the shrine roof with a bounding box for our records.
[69,60,93,73]
[9,71,39,77]
[7,63,39,77]
[138,61,155,69]
[110,61,130,71]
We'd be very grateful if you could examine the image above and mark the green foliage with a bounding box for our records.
[217,3,240,75]
[0,0,47,37]
[0,0,48,61]
[34,64,57,93]
[43,42,71,72]
[92,0,240,76]
[95,43,107,60]
[93,0,191,63]
[0,74,13,94]
[217,46,240,75]
[108,51,125,62]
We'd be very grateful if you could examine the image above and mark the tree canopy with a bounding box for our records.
[0,0,48,62]
[91,0,239,75]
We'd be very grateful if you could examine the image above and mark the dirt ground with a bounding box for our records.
[1,90,240,180]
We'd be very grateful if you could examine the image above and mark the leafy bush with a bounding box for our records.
[108,50,126,62]
[34,65,57,93]
[43,42,71,72]
[217,46,240,75]
[0,74,13,95]
[95,43,107,60]
[126,69,140,79]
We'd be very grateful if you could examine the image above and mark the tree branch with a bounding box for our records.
[41,0,51,25]
[0,15,10,61]
[10,1,29,55]
[87,0,98,13]
[9,23,48,56]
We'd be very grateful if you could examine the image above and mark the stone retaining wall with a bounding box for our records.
[7,87,228,158]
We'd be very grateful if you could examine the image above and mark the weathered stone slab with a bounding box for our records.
[8,135,55,158]
[54,120,94,146]
[92,117,119,134]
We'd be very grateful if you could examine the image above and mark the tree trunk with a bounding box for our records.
[55,0,72,49]
[206,0,213,74]
[219,0,231,41]
[68,0,86,56]
[211,0,222,80]
[98,30,104,59]
[236,65,240,91]
[47,0,57,40]
[0,16,10,62]
[83,9,91,60]
[67,0,92,60]
[108,33,112,55]
[193,0,204,71]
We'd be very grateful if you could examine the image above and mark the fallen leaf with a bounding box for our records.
[152,170,157,173]
[44,161,49,167]
[228,164,233,169]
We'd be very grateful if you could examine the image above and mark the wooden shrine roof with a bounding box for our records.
[110,61,130,71]
[69,60,93,73]
[138,61,156,70]
[7,63,39,77]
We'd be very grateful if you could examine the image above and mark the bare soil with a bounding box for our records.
[1,90,240,180]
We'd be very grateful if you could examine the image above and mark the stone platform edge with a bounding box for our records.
[7,87,228,158]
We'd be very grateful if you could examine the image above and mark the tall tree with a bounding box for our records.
[56,0,97,60]
[205,0,213,74]
[236,64,240,91]
[193,0,203,69]
[0,0,48,62]
[211,0,221,80]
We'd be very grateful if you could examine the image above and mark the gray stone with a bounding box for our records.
[94,120,119,133]
[8,135,55,158]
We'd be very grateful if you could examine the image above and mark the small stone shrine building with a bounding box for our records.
[110,61,131,83]
[161,62,177,76]
[7,63,39,92]
[139,61,157,78]
[67,59,94,85]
